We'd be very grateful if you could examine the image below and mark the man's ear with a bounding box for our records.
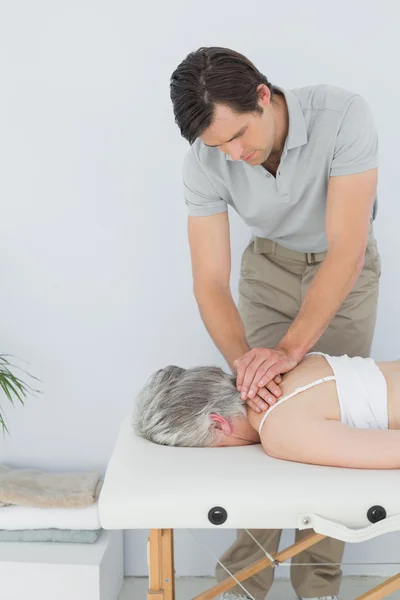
[256,83,271,106]
[209,413,232,435]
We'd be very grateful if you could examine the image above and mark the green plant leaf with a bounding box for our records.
[0,354,40,435]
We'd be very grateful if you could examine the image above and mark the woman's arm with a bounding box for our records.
[262,418,400,469]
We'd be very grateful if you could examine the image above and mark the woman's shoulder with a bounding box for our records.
[259,356,340,454]
[259,411,295,456]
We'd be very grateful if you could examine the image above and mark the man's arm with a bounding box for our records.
[236,167,378,400]
[182,149,281,410]
[183,149,251,369]
[188,212,281,410]
[188,212,249,369]
[278,167,378,360]
[229,93,380,402]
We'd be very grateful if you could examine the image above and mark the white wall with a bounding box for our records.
[1,0,400,580]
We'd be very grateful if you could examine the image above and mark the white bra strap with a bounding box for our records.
[258,375,336,435]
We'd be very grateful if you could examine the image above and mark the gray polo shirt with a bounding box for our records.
[182,84,379,252]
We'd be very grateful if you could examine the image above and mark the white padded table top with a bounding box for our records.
[99,413,400,538]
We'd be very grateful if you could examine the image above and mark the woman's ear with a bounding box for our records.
[209,413,232,435]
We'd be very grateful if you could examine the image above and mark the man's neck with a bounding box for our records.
[271,92,289,157]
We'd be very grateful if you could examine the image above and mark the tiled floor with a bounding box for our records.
[118,576,400,600]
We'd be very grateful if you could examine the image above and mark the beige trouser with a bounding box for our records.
[215,233,382,600]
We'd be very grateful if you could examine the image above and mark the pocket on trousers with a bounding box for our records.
[364,239,382,278]
[239,241,254,277]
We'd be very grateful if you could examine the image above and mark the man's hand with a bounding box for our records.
[245,379,282,413]
[233,347,300,411]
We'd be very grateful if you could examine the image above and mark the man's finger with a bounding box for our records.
[235,351,257,388]
[246,394,269,412]
[258,361,285,388]
[248,358,279,394]
[266,365,286,383]
[265,379,282,398]
[250,364,272,391]
[248,366,284,399]
[246,399,262,413]
[256,387,277,406]
[240,355,268,399]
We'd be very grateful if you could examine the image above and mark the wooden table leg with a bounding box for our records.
[192,532,326,600]
[354,572,400,600]
[146,528,400,600]
[147,529,175,600]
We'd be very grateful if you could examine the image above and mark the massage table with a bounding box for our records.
[99,413,400,600]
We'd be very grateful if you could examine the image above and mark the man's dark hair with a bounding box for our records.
[170,46,279,144]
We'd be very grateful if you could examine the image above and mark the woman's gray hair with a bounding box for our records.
[132,365,246,447]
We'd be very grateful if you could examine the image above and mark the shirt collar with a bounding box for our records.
[224,86,308,161]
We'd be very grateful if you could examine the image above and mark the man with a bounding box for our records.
[169,46,381,600]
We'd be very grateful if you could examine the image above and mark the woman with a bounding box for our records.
[132,351,400,469]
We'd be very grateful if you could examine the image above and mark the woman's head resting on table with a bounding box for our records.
[132,365,261,447]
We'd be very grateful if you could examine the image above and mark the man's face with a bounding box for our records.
[199,85,276,165]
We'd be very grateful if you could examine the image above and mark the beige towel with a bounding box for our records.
[0,466,103,508]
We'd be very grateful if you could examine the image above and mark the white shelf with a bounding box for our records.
[0,528,110,565]
[0,529,124,600]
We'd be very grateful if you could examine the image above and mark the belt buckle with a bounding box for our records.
[306,252,315,264]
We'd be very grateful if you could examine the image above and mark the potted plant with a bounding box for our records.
[0,354,40,436]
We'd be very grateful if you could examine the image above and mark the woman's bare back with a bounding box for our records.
[250,354,400,432]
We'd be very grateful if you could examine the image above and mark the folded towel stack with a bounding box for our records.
[0,465,103,543]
